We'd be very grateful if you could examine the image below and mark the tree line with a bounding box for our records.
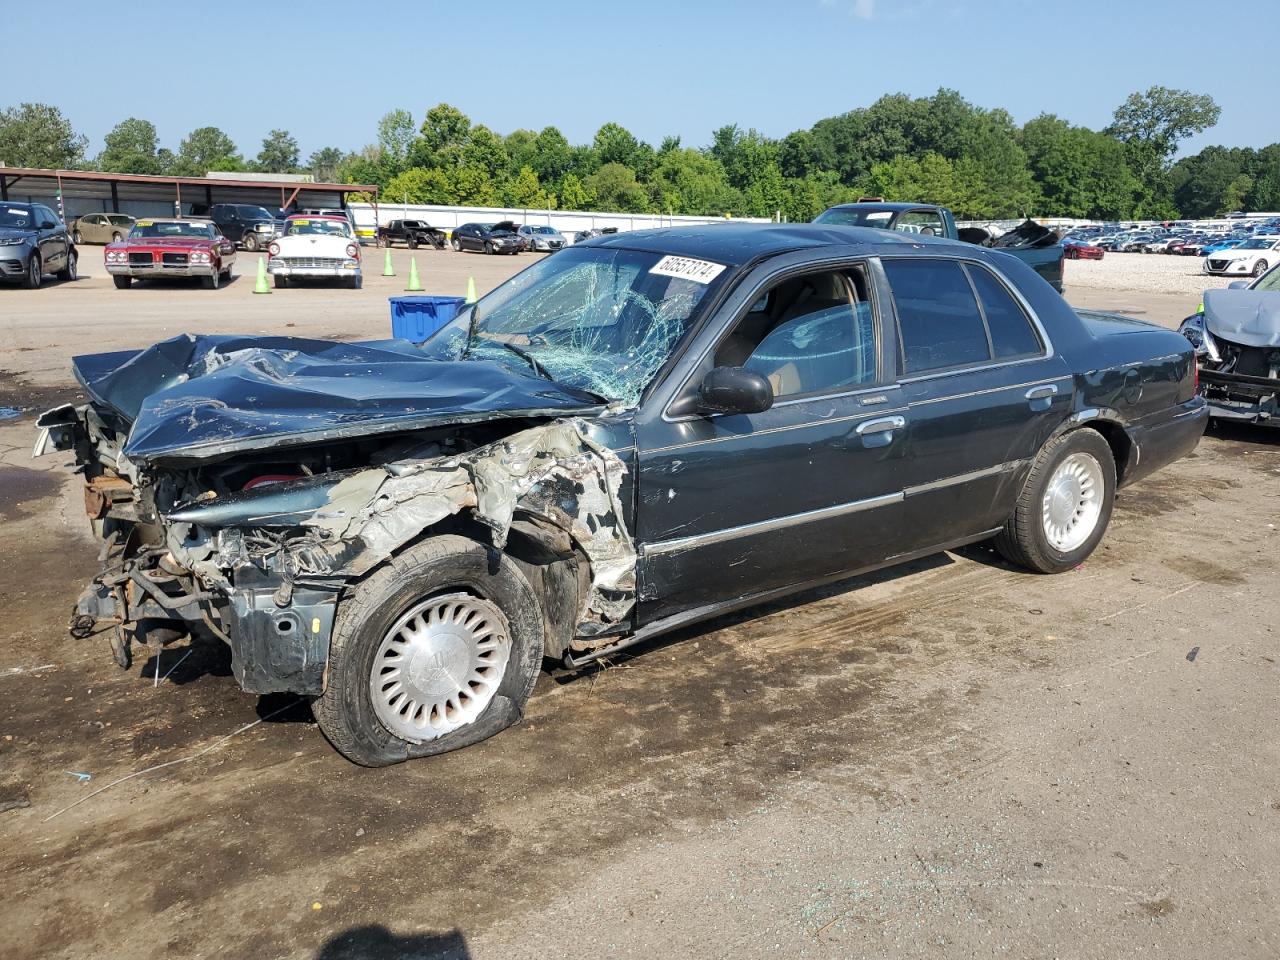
[1,87,1275,221]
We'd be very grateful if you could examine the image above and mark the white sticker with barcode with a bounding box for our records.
[649,254,725,284]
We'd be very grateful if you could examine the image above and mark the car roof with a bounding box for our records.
[822,201,937,214]
[582,222,950,267]
[286,214,345,221]
[137,218,213,224]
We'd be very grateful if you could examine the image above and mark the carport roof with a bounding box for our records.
[0,166,378,209]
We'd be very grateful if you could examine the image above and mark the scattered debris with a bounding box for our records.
[0,406,21,420]
[0,792,30,813]
[1187,646,1200,662]
[65,771,92,783]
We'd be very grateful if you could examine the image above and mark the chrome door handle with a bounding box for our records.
[856,415,906,435]
[1025,384,1059,400]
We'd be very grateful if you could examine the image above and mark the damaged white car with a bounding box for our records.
[37,225,1206,765]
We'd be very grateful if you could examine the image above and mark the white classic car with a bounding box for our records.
[1203,235,1280,278]
[268,215,363,288]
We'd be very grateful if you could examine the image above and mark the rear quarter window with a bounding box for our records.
[966,265,1043,358]
[884,259,990,374]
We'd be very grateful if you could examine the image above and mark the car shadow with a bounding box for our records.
[119,276,241,290]
[551,547,1014,685]
[1206,419,1280,448]
[314,925,470,959]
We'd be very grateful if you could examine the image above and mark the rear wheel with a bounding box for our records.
[994,428,1115,574]
[111,232,123,243]
[313,535,544,766]
[21,254,41,289]
[242,233,259,253]
[113,275,132,289]
[1253,259,1269,278]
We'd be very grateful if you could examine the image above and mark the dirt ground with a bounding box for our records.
[0,248,1277,960]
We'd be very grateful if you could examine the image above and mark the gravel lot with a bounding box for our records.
[1,241,1277,960]
[1064,250,1241,298]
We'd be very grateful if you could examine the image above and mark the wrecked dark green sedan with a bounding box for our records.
[36,224,1207,765]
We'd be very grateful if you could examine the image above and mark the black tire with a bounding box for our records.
[408,235,418,249]
[56,249,77,282]
[274,274,288,288]
[111,232,123,243]
[345,274,362,289]
[451,237,462,252]
[201,271,220,290]
[484,241,494,255]
[1253,259,1268,278]
[313,535,545,766]
[994,428,1116,574]
[113,275,132,289]
[21,254,41,289]
[242,233,259,253]
[72,229,83,244]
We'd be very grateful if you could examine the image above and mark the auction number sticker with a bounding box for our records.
[649,255,726,284]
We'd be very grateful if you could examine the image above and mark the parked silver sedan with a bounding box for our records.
[70,213,136,245]
[517,224,567,252]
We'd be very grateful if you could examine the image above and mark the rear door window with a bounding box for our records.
[965,265,1042,358]
[884,259,990,374]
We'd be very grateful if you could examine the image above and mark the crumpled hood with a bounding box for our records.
[72,334,603,465]
[1203,288,1280,348]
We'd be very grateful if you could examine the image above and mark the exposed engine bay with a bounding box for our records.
[34,334,638,696]
[1180,287,1280,425]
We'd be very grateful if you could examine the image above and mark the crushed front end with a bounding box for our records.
[35,334,635,697]
[1180,289,1280,426]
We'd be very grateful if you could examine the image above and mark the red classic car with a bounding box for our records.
[105,219,236,289]
[1063,240,1104,261]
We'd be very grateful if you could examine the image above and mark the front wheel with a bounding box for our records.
[274,274,288,288]
[345,274,362,289]
[313,535,544,767]
[243,233,259,253]
[408,235,418,249]
[1253,259,1269,278]
[21,254,41,289]
[451,237,461,252]
[56,249,77,282]
[201,270,221,290]
[994,428,1115,574]
[113,275,132,289]
[484,241,494,255]
[72,230,83,244]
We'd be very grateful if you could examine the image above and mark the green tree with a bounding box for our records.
[532,126,573,187]
[593,122,641,169]
[459,124,509,181]
[410,103,471,167]
[0,102,87,168]
[173,126,242,175]
[506,165,552,208]
[647,148,733,215]
[97,117,164,174]
[559,172,594,210]
[384,167,454,204]
[1021,115,1138,219]
[308,147,344,182]
[257,129,299,173]
[376,109,415,176]
[585,163,649,212]
[1108,87,1221,218]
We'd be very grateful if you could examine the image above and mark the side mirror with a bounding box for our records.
[40,220,56,230]
[1228,280,1250,289]
[698,366,773,416]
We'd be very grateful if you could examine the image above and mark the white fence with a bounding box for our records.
[348,202,769,240]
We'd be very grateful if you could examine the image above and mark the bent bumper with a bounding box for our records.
[1121,395,1209,487]
[1198,368,1279,425]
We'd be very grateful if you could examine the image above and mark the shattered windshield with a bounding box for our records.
[1252,264,1280,290]
[420,246,727,406]
[813,208,894,229]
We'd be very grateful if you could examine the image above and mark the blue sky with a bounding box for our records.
[8,0,1274,161]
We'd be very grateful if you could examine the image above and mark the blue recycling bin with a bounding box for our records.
[389,295,467,344]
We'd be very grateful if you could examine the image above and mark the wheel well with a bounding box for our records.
[1077,420,1132,484]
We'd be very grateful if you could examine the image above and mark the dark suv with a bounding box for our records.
[201,203,280,252]
[0,202,77,288]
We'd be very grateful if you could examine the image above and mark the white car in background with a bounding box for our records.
[1203,235,1280,278]
[268,215,363,288]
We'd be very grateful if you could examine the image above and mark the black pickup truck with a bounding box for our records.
[377,219,447,249]
[815,202,1065,292]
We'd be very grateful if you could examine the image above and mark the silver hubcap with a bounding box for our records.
[370,593,510,743]
[1042,452,1104,553]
